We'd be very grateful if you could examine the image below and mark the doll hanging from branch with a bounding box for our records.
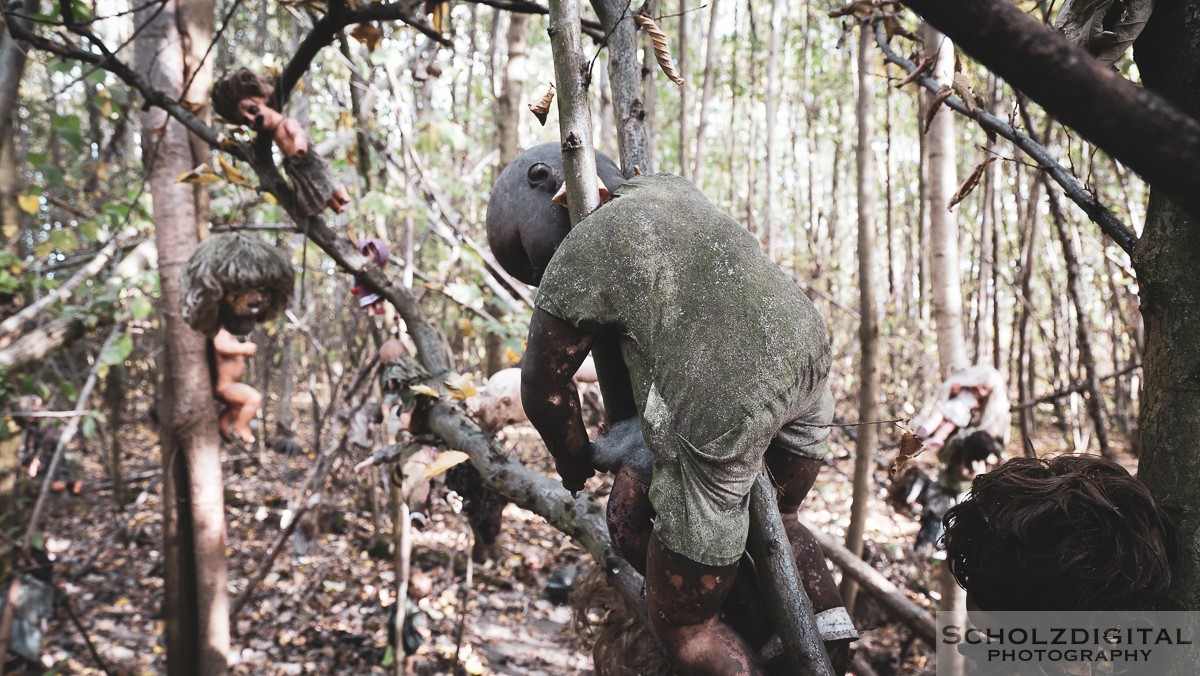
[181,233,294,443]
[211,68,351,216]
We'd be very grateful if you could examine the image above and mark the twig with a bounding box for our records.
[872,23,1138,255]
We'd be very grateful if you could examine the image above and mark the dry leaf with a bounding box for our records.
[175,164,222,184]
[409,384,441,399]
[423,450,470,478]
[633,15,685,87]
[16,195,40,215]
[923,85,953,134]
[444,373,478,400]
[504,347,521,364]
[952,71,976,115]
[1054,0,1154,67]
[528,84,555,126]
[351,22,384,51]
[217,155,251,187]
[181,100,204,114]
[889,431,926,477]
[948,156,998,211]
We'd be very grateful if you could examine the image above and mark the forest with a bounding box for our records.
[2,0,1199,673]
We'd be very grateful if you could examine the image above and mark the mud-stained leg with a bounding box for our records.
[646,533,765,676]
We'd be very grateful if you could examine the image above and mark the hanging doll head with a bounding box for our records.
[180,233,294,336]
[211,68,277,131]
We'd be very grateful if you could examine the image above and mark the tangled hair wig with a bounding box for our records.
[211,68,274,124]
[943,454,1174,611]
[180,233,293,336]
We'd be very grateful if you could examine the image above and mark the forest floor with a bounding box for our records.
[25,388,1111,675]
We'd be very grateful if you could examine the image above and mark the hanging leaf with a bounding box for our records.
[175,164,222,184]
[1054,0,1155,67]
[633,14,685,86]
[923,85,954,134]
[528,84,555,126]
[889,431,926,476]
[422,450,470,478]
[948,156,999,211]
[17,195,41,214]
[100,332,134,366]
[351,22,384,51]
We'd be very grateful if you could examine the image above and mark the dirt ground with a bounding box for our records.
[21,390,1109,675]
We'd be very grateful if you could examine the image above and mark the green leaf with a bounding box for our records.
[81,414,96,440]
[131,296,153,321]
[59,380,78,401]
[99,333,132,366]
[30,531,45,551]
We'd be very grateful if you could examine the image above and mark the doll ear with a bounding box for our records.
[526,162,561,193]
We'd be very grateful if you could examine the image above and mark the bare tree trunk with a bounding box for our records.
[763,0,782,260]
[641,0,659,166]
[924,25,968,377]
[0,0,35,250]
[134,2,229,673]
[1044,178,1113,459]
[106,362,129,509]
[548,0,599,226]
[1015,173,1045,452]
[592,0,653,175]
[923,24,967,675]
[690,0,721,186]
[677,0,689,178]
[843,22,879,613]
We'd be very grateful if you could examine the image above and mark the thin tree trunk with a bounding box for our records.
[592,0,652,175]
[1015,170,1045,453]
[843,22,879,613]
[106,362,129,509]
[763,0,782,260]
[922,24,967,675]
[547,0,599,226]
[691,0,721,186]
[641,0,659,167]
[134,1,229,673]
[924,25,968,377]
[1043,178,1113,459]
[0,0,34,250]
[677,0,689,179]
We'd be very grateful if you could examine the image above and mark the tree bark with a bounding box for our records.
[547,0,599,226]
[897,0,1200,221]
[922,24,968,674]
[843,22,879,613]
[641,0,659,167]
[676,0,689,179]
[592,0,652,176]
[1133,0,1200,610]
[1043,178,1113,459]
[0,0,35,249]
[134,1,229,673]
[763,0,782,260]
[924,26,969,376]
[690,0,721,186]
[496,13,530,170]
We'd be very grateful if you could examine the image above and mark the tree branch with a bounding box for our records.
[872,22,1138,255]
[894,0,1200,226]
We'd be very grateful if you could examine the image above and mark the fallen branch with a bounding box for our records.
[873,22,1138,255]
[801,519,937,645]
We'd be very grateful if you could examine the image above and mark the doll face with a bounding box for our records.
[236,96,272,131]
[223,289,270,319]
